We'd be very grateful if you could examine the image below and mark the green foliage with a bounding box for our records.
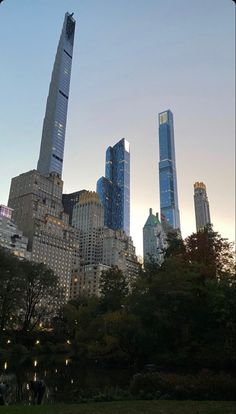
[52,227,235,374]
[129,371,236,400]
[0,248,25,333]
[185,224,235,278]
[1,225,235,384]
[0,248,60,338]
[99,266,129,311]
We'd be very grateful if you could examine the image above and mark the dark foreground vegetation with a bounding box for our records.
[1,401,236,414]
[0,225,236,402]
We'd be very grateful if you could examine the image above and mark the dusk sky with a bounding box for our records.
[0,0,235,256]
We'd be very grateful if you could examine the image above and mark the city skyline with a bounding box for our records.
[0,1,235,256]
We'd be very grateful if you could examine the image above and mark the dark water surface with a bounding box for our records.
[0,355,132,404]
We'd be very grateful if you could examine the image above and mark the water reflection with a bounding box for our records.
[0,355,132,404]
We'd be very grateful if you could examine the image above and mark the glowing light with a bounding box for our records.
[66,340,71,344]
[34,360,38,367]
[35,340,40,345]
[65,359,69,366]
[4,362,7,370]
[7,339,11,344]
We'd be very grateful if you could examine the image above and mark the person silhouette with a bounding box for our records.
[29,380,46,405]
[0,383,9,405]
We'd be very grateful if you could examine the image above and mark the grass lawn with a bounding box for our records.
[0,401,236,414]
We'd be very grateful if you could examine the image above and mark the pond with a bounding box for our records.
[0,355,133,404]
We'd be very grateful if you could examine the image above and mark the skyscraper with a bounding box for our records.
[194,182,211,231]
[37,12,76,177]
[158,110,180,230]
[143,208,167,267]
[8,13,78,303]
[97,138,130,235]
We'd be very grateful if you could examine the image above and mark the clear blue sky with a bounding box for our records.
[0,0,235,255]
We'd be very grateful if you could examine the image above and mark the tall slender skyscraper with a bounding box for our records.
[194,182,211,231]
[37,12,76,177]
[8,13,78,303]
[97,138,130,235]
[158,110,180,230]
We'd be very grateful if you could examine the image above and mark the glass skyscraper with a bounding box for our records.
[158,110,180,230]
[97,138,130,236]
[37,12,76,177]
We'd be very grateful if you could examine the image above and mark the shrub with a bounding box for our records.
[129,370,236,400]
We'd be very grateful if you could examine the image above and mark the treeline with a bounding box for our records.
[0,226,235,371]
[55,225,236,370]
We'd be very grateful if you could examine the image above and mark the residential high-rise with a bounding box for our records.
[70,191,107,298]
[72,191,104,265]
[102,228,139,278]
[194,182,211,231]
[70,263,110,298]
[158,110,180,231]
[143,208,167,267]
[97,138,130,235]
[37,12,76,177]
[8,170,80,301]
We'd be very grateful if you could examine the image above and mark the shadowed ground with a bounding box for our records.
[1,401,236,414]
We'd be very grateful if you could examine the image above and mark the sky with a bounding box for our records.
[0,0,235,256]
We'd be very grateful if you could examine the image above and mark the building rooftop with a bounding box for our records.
[144,208,161,227]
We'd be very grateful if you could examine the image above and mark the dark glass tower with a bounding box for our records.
[37,12,76,177]
[62,190,86,225]
[158,110,180,230]
[97,138,130,235]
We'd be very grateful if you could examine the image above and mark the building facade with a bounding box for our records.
[143,208,167,267]
[194,182,211,231]
[37,12,76,177]
[70,191,107,299]
[72,191,104,266]
[62,190,86,225]
[97,138,130,236]
[103,228,139,278]
[0,205,30,259]
[158,110,180,231]
[8,170,80,301]
[70,263,110,298]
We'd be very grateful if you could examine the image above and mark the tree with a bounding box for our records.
[0,249,24,334]
[185,225,235,279]
[165,230,186,260]
[99,266,129,311]
[18,261,61,333]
